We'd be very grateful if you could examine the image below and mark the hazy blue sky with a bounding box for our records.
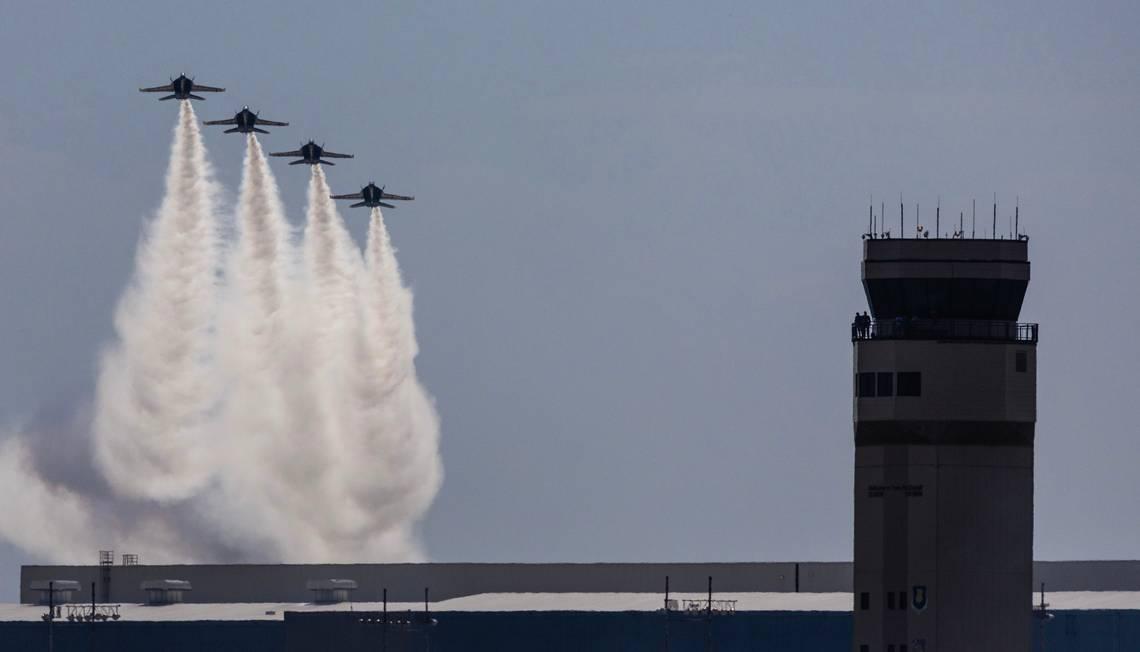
[1,2,1138,598]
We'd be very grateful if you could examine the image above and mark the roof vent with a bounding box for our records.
[30,580,81,605]
[140,579,192,605]
[306,579,357,604]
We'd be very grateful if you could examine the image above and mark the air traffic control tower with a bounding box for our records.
[852,235,1037,651]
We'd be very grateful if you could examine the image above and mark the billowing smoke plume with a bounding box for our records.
[0,106,441,564]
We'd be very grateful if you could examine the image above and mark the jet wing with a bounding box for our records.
[322,151,354,159]
[381,192,415,201]
[330,192,365,200]
[139,84,175,93]
[203,118,238,126]
[194,84,225,93]
[257,119,289,127]
[269,150,303,158]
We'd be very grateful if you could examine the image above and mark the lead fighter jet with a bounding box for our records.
[331,182,415,209]
[139,73,224,101]
[269,141,353,166]
[204,107,289,134]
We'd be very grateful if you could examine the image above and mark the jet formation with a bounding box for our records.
[140,73,413,207]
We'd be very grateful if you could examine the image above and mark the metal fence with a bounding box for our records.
[852,318,1038,343]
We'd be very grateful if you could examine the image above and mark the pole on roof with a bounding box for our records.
[48,580,55,652]
[900,195,904,238]
[993,194,997,239]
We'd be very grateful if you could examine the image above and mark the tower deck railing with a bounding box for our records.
[852,318,1038,343]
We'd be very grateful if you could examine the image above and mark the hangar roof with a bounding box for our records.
[0,591,1137,622]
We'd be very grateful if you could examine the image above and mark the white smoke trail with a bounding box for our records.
[91,101,221,501]
[340,208,441,546]
[207,134,310,557]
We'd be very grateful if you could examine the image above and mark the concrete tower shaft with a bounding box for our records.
[852,239,1037,652]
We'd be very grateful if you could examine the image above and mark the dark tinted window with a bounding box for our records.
[877,372,894,397]
[1016,350,1027,373]
[864,278,1028,320]
[860,646,869,652]
[887,591,895,610]
[858,372,877,398]
[860,592,870,610]
[888,645,896,652]
[899,591,907,608]
[900,645,908,652]
[897,372,922,397]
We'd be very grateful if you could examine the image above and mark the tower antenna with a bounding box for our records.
[936,197,941,238]
[972,199,976,238]
[993,193,997,239]
[869,196,873,237]
[900,194,904,238]
[1015,196,1020,238]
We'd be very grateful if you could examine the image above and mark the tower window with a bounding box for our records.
[888,645,896,652]
[860,592,870,610]
[860,646,869,652]
[897,372,922,397]
[899,591,907,608]
[887,591,895,610]
[1016,350,1027,373]
[858,372,877,397]
[877,372,894,397]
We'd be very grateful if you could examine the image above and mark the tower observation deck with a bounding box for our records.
[852,237,1037,651]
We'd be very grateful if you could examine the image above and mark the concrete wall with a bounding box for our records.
[19,562,852,604]
[856,340,1036,425]
[20,561,1137,605]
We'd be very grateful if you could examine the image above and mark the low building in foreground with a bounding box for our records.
[4,560,1140,651]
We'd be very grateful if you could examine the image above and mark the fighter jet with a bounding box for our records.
[269,141,353,166]
[139,73,224,101]
[331,183,415,209]
[204,107,289,134]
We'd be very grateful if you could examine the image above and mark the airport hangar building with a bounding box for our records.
[6,560,1140,651]
[5,236,1140,651]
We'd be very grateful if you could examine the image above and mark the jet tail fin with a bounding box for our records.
[159,94,177,101]
[187,94,205,101]
[252,127,270,134]
[224,127,241,134]
[351,201,367,208]
[317,160,336,166]
[379,202,397,209]
[289,160,307,165]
